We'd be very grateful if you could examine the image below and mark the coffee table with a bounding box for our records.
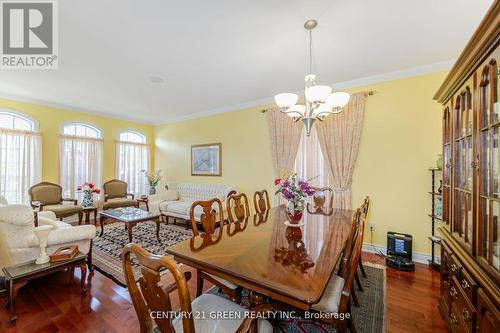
[99,207,161,243]
[3,252,88,322]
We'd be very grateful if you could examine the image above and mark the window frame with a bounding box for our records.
[0,109,38,131]
[61,122,102,139]
[118,130,147,144]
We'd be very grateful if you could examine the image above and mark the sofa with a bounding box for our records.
[0,204,96,275]
[148,183,236,222]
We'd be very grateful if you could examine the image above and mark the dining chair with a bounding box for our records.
[190,199,241,303]
[253,190,270,214]
[336,209,364,307]
[226,193,251,223]
[311,210,364,333]
[310,186,334,210]
[122,243,272,333]
[358,196,370,279]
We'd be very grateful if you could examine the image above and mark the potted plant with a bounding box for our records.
[76,182,101,208]
[142,169,162,195]
[274,171,315,224]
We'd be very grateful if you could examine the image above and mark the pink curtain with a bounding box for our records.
[316,93,366,209]
[267,108,303,205]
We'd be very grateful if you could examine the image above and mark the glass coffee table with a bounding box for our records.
[99,207,162,243]
[3,252,88,321]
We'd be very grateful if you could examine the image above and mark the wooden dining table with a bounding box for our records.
[166,205,355,310]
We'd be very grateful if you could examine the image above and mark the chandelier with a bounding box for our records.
[274,19,350,136]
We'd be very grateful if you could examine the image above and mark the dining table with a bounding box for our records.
[166,204,355,311]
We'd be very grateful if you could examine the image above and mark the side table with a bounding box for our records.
[2,252,88,322]
[137,197,149,211]
[83,206,98,225]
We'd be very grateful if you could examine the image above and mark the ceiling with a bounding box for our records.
[0,0,493,124]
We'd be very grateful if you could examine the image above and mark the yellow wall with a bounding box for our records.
[154,71,447,255]
[0,98,154,184]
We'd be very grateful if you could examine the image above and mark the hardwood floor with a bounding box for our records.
[0,252,448,333]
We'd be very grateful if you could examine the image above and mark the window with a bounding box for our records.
[0,110,41,204]
[294,129,331,188]
[116,131,149,196]
[60,123,103,199]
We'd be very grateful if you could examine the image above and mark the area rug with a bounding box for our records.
[92,222,194,285]
[209,262,386,333]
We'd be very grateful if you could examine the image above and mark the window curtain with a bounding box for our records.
[115,141,149,196]
[0,129,42,204]
[316,93,366,210]
[295,126,331,187]
[60,135,103,200]
[267,108,303,205]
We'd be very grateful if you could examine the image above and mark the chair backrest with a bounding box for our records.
[29,182,62,206]
[338,218,364,313]
[189,198,224,237]
[310,186,334,210]
[122,243,195,333]
[337,208,362,278]
[175,183,235,202]
[226,193,250,223]
[253,190,270,213]
[103,179,128,199]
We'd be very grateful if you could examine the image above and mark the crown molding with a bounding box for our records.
[160,60,454,125]
[0,92,156,125]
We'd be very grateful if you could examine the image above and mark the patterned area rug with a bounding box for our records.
[92,222,193,285]
[209,262,386,333]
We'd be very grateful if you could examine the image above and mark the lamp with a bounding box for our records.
[274,19,350,136]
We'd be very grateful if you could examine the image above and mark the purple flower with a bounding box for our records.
[282,189,294,200]
[283,180,290,188]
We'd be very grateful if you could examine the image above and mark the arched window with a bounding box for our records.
[60,122,103,199]
[0,110,37,131]
[116,131,150,196]
[0,110,41,203]
[119,131,146,143]
[62,123,101,138]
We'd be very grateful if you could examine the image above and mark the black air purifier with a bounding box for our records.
[386,231,415,271]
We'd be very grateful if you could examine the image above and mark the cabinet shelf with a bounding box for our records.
[429,214,443,221]
[428,191,442,196]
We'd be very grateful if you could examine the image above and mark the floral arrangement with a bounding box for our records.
[77,182,100,208]
[76,182,101,195]
[274,170,315,219]
[141,169,162,195]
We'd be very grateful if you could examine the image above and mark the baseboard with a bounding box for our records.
[362,243,440,265]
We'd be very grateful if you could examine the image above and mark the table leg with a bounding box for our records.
[100,215,105,236]
[127,222,136,243]
[85,211,90,224]
[80,263,87,294]
[248,291,273,312]
[8,278,16,322]
[155,218,161,241]
[93,210,97,225]
[68,267,74,286]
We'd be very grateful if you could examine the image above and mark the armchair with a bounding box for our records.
[102,179,138,210]
[28,182,84,224]
[0,205,96,274]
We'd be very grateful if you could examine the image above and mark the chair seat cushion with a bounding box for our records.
[311,274,345,313]
[43,204,83,216]
[103,198,137,210]
[171,294,272,333]
[166,201,193,216]
[206,273,239,289]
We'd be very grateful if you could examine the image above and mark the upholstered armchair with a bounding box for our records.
[29,182,84,224]
[0,205,96,275]
[102,179,138,210]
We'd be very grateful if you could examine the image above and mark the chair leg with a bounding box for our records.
[196,270,203,297]
[359,260,367,278]
[347,313,356,333]
[78,212,83,225]
[351,287,360,307]
[355,272,364,292]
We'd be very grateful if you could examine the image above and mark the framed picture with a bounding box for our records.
[191,143,222,176]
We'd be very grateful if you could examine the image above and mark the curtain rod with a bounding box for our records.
[260,91,374,113]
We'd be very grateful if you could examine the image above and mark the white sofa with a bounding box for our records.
[0,205,96,276]
[148,183,236,222]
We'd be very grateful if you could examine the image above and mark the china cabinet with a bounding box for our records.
[434,1,499,332]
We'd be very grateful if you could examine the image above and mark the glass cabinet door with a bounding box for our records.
[443,106,451,224]
[452,88,473,247]
[478,57,499,272]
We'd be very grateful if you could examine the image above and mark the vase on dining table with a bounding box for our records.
[285,201,304,224]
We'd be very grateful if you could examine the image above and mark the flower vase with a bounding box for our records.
[286,206,303,224]
[149,186,156,195]
[82,192,94,208]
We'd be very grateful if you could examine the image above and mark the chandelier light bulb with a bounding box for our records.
[274,93,299,108]
[285,104,306,118]
[326,92,350,109]
[305,85,333,103]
